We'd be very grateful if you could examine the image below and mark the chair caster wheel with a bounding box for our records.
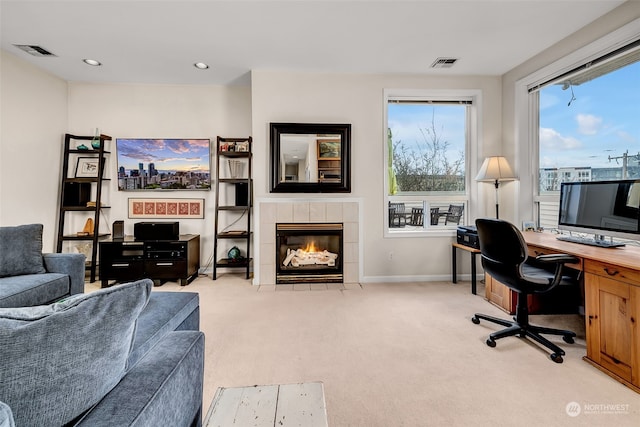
[550,353,563,363]
[471,316,480,324]
[563,335,575,344]
[486,338,496,348]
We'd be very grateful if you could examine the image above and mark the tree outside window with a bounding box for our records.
[386,98,471,231]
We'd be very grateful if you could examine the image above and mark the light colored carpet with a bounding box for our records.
[88,276,640,426]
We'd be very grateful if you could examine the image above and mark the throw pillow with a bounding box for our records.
[0,279,152,427]
[0,224,46,278]
[0,401,14,427]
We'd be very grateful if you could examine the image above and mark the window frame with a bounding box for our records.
[383,89,481,237]
[515,18,640,229]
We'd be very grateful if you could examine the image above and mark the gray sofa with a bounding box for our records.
[0,279,204,427]
[0,224,85,308]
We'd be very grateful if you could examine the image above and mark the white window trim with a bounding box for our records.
[383,89,482,238]
[515,17,640,227]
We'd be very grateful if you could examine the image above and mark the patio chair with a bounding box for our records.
[388,202,406,227]
[429,207,440,225]
[443,204,464,225]
[409,207,424,226]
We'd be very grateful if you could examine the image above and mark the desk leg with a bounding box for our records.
[452,245,457,284]
[470,252,477,295]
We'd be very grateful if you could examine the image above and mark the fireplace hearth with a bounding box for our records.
[276,223,343,284]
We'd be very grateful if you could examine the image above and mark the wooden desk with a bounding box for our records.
[451,242,481,295]
[490,231,640,393]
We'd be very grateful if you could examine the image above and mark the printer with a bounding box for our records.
[456,225,479,249]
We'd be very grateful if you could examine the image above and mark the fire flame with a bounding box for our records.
[302,241,319,253]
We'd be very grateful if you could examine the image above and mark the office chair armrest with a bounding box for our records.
[535,253,580,265]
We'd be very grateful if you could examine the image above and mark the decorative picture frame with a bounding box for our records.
[270,122,351,193]
[128,198,204,219]
[75,157,101,178]
[317,140,341,159]
[236,141,249,152]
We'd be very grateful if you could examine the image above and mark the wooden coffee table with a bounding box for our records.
[204,382,327,426]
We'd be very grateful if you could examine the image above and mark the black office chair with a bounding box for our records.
[471,218,579,363]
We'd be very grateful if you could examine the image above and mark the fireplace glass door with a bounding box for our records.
[276,223,343,284]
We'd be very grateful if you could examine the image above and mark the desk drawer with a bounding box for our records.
[527,245,583,271]
[584,260,640,286]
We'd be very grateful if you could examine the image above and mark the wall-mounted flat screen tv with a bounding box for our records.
[116,138,211,191]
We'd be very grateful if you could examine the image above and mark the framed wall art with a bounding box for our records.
[75,157,101,178]
[317,139,341,159]
[128,198,204,219]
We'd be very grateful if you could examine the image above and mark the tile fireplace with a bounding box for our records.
[256,199,360,285]
[276,223,343,284]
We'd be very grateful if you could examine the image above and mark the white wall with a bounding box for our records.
[0,50,68,250]
[66,82,252,268]
[251,71,502,282]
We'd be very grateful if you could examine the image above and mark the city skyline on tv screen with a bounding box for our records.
[116,138,211,190]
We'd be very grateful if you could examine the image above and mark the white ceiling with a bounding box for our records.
[0,0,627,86]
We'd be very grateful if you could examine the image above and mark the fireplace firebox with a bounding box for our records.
[276,223,343,284]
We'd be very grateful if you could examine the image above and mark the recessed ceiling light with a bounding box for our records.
[194,62,209,70]
[83,59,102,66]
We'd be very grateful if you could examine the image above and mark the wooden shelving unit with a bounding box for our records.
[56,133,111,283]
[213,136,253,279]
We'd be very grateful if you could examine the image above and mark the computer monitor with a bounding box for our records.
[558,179,640,242]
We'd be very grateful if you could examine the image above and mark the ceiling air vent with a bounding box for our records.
[13,44,57,57]
[431,57,458,69]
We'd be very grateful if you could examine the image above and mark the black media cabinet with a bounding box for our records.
[99,234,200,288]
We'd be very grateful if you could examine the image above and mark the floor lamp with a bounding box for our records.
[475,156,516,219]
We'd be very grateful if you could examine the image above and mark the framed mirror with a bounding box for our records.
[270,122,351,193]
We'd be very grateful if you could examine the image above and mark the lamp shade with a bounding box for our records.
[475,156,516,182]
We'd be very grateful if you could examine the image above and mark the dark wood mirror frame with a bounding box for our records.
[270,122,351,193]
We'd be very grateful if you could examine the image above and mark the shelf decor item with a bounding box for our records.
[77,218,94,236]
[227,246,242,260]
[91,128,101,149]
[228,159,244,179]
[75,157,101,178]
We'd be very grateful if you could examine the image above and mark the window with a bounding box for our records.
[529,41,640,230]
[384,90,477,234]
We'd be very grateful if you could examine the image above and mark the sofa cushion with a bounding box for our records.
[0,279,152,427]
[0,224,46,278]
[0,273,70,308]
[127,291,199,368]
[75,331,205,427]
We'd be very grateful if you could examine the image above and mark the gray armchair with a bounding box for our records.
[43,253,86,296]
[0,224,85,308]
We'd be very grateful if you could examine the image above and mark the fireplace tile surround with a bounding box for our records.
[256,199,361,285]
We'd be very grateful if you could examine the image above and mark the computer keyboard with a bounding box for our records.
[556,235,625,248]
